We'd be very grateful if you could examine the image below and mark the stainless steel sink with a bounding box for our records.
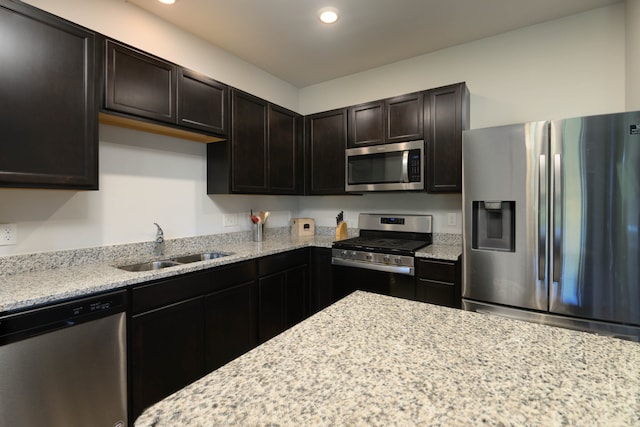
[117,251,232,272]
[172,252,230,263]
[118,260,181,272]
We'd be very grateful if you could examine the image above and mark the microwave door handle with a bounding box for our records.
[402,150,409,182]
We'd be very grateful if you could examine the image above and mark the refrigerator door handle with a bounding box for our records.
[538,154,546,281]
[552,153,562,283]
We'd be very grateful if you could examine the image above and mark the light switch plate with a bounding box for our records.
[447,213,457,226]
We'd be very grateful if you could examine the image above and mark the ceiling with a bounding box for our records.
[127,0,620,88]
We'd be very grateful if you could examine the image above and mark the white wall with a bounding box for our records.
[0,126,298,255]
[300,4,626,126]
[626,0,640,110]
[0,2,633,256]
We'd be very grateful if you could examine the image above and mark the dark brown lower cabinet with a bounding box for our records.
[130,251,311,420]
[130,261,257,420]
[258,273,286,343]
[309,247,335,314]
[204,280,257,372]
[415,257,461,308]
[131,297,205,419]
[258,249,309,343]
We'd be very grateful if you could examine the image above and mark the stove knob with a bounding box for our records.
[350,251,358,258]
[383,255,390,263]
[366,254,373,261]
[394,257,402,265]
[340,250,347,258]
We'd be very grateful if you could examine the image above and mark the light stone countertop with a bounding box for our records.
[134,291,640,427]
[0,230,461,314]
[0,233,331,313]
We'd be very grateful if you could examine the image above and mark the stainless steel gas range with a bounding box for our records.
[331,213,432,300]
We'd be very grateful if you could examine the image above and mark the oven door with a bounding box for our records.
[332,260,416,301]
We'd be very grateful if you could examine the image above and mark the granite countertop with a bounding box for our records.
[0,233,332,314]
[0,229,462,314]
[135,291,640,427]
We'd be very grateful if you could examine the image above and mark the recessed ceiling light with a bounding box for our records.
[158,0,176,4]
[318,7,339,24]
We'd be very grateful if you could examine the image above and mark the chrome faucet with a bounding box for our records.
[153,222,165,256]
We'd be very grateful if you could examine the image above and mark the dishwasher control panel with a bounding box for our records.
[0,290,127,345]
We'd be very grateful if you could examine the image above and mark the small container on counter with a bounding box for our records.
[291,218,315,237]
[253,223,264,242]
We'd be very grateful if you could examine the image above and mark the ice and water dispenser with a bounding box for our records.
[472,201,515,252]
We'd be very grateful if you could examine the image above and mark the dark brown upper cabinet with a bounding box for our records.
[0,0,98,189]
[105,39,176,124]
[348,92,423,148]
[268,104,304,194]
[386,92,424,143]
[103,39,227,142]
[304,108,348,195]
[207,89,303,195]
[178,69,228,136]
[230,89,268,193]
[424,82,469,193]
[348,100,384,147]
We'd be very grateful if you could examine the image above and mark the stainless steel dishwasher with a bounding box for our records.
[0,290,128,427]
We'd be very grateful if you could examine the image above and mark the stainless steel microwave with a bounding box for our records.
[345,140,424,192]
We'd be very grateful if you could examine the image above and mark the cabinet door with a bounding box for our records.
[386,92,423,143]
[105,40,176,123]
[310,247,334,314]
[204,280,257,372]
[231,89,268,193]
[268,105,303,194]
[285,265,308,328]
[0,1,98,189]
[348,100,385,147]
[178,68,227,135]
[305,109,348,195]
[425,83,469,192]
[258,273,285,343]
[131,298,205,420]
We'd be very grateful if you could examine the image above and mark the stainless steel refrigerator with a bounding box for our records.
[462,111,640,340]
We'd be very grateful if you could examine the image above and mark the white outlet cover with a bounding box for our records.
[0,223,17,245]
[222,214,238,227]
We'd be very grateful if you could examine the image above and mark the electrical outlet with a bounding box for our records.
[222,214,238,227]
[0,223,17,245]
[447,213,457,226]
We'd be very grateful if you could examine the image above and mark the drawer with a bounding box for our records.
[132,260,257,314]
[258,248,308,276]
[416,259,456,282]
[416,279,456,308]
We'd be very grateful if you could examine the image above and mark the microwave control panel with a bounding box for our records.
[409,149,421,182]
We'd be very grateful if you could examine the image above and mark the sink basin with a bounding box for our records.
[117,251,231,272]
[118,260,181,272]
[172,252,230,264]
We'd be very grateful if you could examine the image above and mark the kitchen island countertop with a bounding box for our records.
[135,291,639,427]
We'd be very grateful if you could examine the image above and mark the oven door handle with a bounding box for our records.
[332,257,415,276]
